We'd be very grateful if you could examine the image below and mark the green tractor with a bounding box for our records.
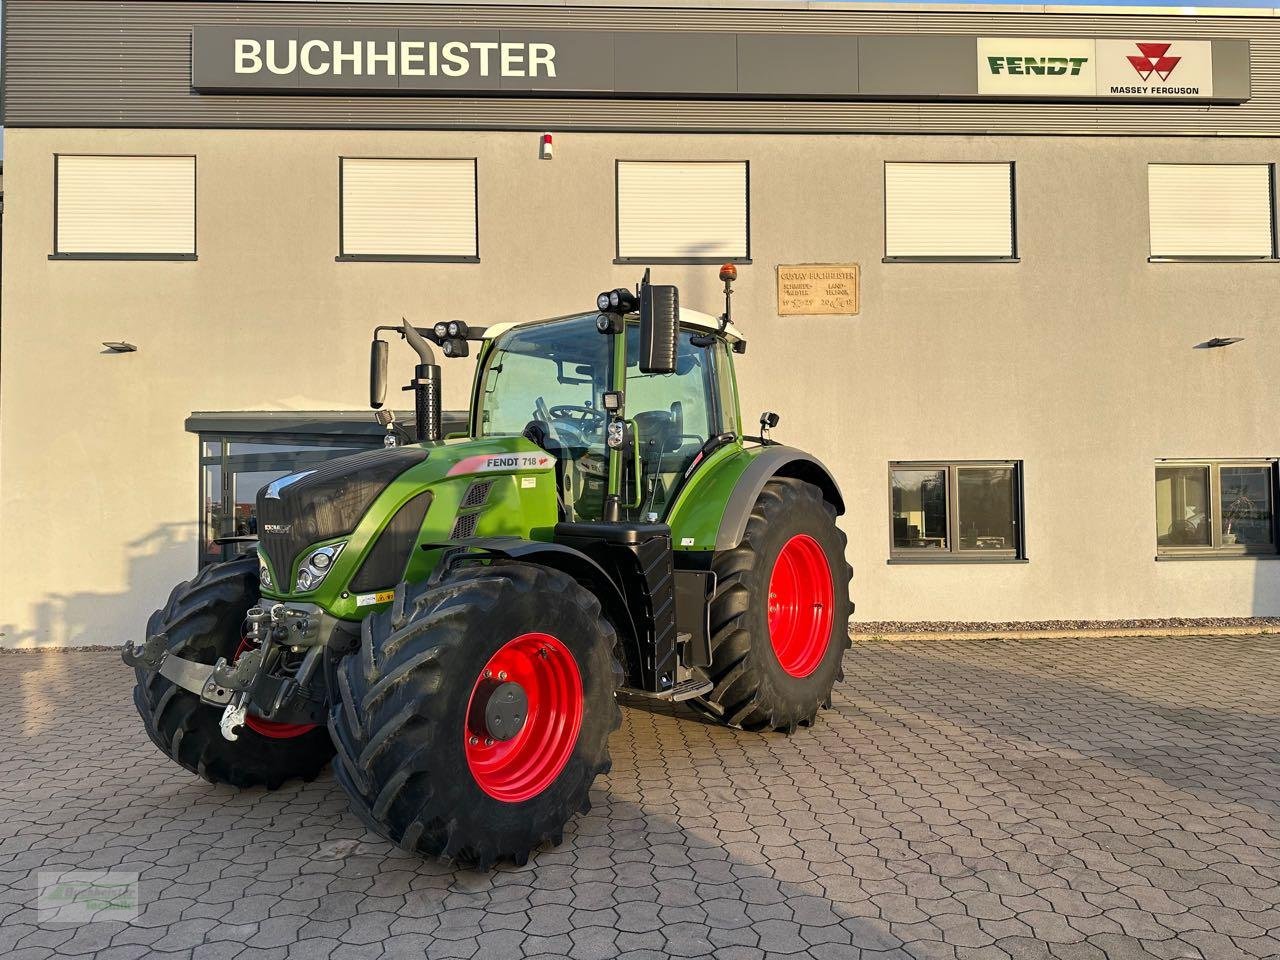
[124,266,852,867]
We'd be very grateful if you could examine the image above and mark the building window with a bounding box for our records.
[615,160,749,263]
[1148,164,1276,261]
[1155,460,1277,557]
[884,162,1016,261]
[339,158,479,262]
[52,155,196,260]
[890,461,1024,560]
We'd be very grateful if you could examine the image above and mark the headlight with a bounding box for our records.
[295,543,345,593]
[433,322,449,339]
[258,554,274,590]
[597,292,611,311]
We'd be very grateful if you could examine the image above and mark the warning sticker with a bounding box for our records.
[356,590,396,607]
[447,452,554,477]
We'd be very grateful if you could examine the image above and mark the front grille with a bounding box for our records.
[451,512,480,539]
[256,447,428,586]
[461,480,493,509]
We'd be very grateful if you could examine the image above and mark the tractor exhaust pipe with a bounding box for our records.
[402,320,443,443]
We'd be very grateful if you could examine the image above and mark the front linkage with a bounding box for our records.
[124,598,338,740]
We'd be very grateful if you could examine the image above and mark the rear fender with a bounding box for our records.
[715,447,845,551]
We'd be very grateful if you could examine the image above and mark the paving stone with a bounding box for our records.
[1,638,1277,960]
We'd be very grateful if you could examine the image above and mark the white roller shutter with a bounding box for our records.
[1148,164,1274,259]
[55,155,195,257]
[884,162,1015,259]
[341,159,478,259]
[617,161,748,261]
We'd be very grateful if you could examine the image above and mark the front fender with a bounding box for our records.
[437,538,642,680]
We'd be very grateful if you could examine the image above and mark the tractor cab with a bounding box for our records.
[473,308,743,524]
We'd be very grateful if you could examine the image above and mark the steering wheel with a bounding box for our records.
[550,404,606,426]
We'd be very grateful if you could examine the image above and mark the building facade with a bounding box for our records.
[3,0,1280,647]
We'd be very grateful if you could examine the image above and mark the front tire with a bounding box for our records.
[692,477,852,731]
[329,562,620,868]
[131,557,335,788]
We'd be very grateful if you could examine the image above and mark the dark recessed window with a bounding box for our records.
[890,461,1024,561]
[1156,460,1277,557]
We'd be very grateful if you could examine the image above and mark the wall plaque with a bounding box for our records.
[777,263,859,316]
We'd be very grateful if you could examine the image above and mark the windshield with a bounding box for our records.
[477,315,611,519]
[477,315,609,438]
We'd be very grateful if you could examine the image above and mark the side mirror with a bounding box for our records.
[639,283,679,375]
[370,339,389,409]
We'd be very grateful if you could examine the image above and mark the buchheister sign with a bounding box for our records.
[978,37,1214,100]
[190,26,1237,102]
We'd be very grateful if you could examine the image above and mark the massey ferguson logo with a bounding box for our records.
[1106,40,1203,96]
[1127,43,1180,82]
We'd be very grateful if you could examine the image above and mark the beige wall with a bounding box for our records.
[3,127,1279,647]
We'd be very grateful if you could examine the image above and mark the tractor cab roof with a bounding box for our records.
[483,307,745,346]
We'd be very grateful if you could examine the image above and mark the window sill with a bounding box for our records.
[1155,553,1280,561]
[336,255,479,263]
[882,256,1019,264]
[614,257,751,266]
[888,556,1028,565]
[1148,257,1279,263]
[50,252,197,261]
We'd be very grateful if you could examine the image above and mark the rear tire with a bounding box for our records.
[131,557,335,788]
[692,477,852,732]
[329,562,620,868]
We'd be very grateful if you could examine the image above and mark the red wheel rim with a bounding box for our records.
[767,534,835,678]
[233,637,318,739]
[465,632,584,803]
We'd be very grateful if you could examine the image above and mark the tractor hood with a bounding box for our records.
[255,436,559,611]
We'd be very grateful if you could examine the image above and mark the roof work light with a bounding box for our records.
[596,287,639,314]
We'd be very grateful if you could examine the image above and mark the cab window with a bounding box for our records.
[477,315,611,520]
[625,325,721,520]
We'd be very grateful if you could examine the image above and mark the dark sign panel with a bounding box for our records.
[191,26,1250,103]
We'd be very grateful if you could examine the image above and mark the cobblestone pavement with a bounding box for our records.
[1,636,1278,960]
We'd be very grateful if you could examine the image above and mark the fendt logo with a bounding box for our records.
[986,55,1089,77]
[1127,43,1181,82]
